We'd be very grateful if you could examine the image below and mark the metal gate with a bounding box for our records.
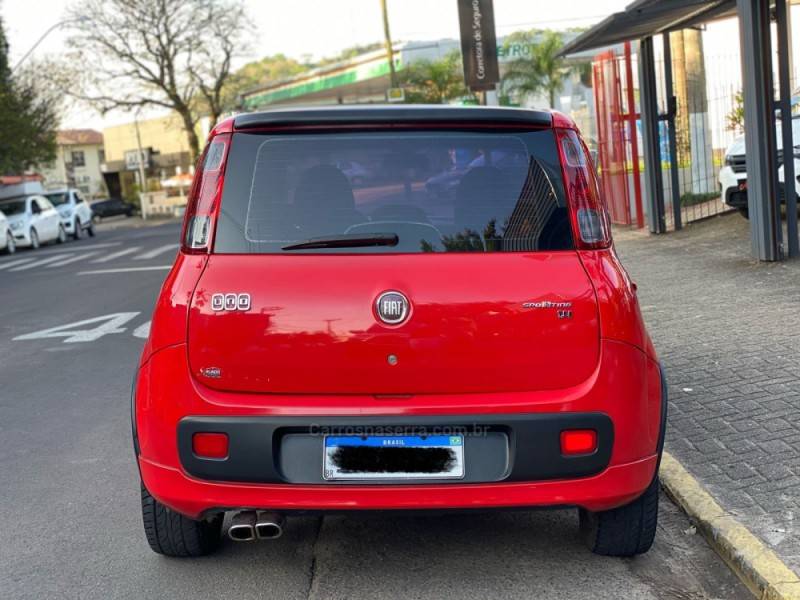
[593,51,632,226]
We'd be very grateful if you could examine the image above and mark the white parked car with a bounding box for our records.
[43,189,95,239]
[719,115,800,218]
[0,209,15,254]
[0,195,66,249]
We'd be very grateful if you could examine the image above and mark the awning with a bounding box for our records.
[559,0,737,56]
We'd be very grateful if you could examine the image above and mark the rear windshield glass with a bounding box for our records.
[215,130,573,253]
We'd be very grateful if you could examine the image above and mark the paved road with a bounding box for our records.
[0,221,749,599]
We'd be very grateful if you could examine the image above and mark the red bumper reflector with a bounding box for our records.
[560,430,597,456]
[192,432,229,459]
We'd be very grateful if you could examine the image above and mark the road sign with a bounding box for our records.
[457,0,499,92]
[387,87,405,103]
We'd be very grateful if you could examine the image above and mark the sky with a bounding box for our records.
[1,0,631,129]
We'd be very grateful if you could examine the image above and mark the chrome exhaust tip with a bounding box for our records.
[228,511,257,542]
[255,511,285,540]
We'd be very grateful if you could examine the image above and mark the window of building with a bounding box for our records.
[71,150,86,167]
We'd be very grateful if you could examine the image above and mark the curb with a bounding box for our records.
[660,452,800,600]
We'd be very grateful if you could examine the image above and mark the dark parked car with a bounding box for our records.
[90,198,135,220]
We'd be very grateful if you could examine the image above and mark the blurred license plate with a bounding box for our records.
[323,435,464,480]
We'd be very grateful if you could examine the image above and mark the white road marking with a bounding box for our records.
[9,254,73,271]
[132,320,151,339]
[0,257,36,271]
[134,244,176,260]
[53,242,122,252]
[46,252,100,268]
[13,312,141,343]
[78,265,172,275]
[90,247,141,263]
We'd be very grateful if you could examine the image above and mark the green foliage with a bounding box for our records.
[680,191,720,207]
[502,30,571,108]
[399,51,473,104]
[726,90,745,134]
[0,16,57,174]
[316,43,384,67]
[222,54,309,111]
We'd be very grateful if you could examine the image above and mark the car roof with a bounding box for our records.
[233,104,555,130]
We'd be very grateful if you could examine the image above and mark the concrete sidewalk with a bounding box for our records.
[615,213,800,576]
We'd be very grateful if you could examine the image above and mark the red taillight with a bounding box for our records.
[192,432,229,459]
[560,429,598,456]
[555,127,611,250]
[181,132,231,254]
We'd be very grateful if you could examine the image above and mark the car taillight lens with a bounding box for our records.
[555,127,611,249]
[181,132,231,254]
[560,429,598,456]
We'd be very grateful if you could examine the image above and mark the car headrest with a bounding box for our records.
[294,165,355,212]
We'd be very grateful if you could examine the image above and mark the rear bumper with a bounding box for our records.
[140,453,658,518]
[134,339,665,519]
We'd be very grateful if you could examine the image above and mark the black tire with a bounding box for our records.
[29,228,39,249]
[56,225,66,244]
[73,219,83,240]
[87,222,96,237]
[739,207,749,219]
[579,476,660,557]
[140,482,223,557]
[3,230,15,254]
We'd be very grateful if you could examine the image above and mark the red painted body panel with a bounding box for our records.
[187,252,599,395]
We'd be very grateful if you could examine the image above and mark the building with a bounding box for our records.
[100,113,213,201]
[0,175,44,200]
[40,129,105,197]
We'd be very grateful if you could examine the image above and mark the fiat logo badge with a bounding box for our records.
[375,290,410,325]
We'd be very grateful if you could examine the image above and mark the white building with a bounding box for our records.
[41,129,106,197]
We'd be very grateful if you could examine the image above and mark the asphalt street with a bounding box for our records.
[0,219,749,600]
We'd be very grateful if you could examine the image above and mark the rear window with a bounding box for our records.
[215,129,573,253]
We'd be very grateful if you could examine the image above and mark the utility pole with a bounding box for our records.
[380,0,398,89]
[134,116,148,220]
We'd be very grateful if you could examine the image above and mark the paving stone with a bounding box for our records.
[614,213,800,575]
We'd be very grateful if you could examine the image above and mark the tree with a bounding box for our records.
[0,16,58,174]
[726,90,745,134]
[221,54,309,112]
[65,0,250,159]
[399,51,473,104]
[503,30,570,108]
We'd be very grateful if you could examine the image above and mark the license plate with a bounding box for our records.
[323,435,465,481]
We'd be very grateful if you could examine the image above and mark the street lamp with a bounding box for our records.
[11,16,90,73]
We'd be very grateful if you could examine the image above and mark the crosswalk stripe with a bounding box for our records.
[46,252,100,268]
[0,257,36,271]
[79,265,172,275]
[134,244,176,260]
[9,254,73,272]
[90,247,141,263]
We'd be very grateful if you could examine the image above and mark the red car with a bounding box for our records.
[134,105,666,558]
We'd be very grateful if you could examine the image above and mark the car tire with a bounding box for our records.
[29,228,40,249]
[578,475,659,557]
[140,482,223,557]
[87,222,96,237]
[3,230,15,254]
[73,219,83,240]
[738,207,749,219]
[56,225,67,244]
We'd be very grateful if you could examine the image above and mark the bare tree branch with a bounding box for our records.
[64,0,249,158]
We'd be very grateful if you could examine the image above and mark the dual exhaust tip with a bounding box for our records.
[228,511,284,542]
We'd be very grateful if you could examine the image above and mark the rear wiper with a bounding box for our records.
[282,232,399,251]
